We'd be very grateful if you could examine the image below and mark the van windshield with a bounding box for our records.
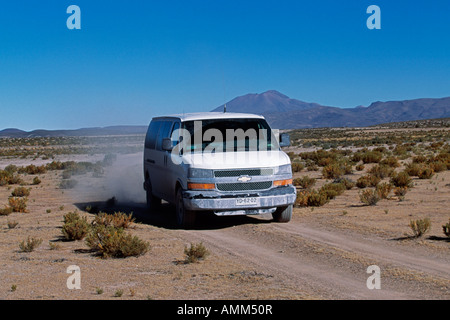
[178,118,279,153]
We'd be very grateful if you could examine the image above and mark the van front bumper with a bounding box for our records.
[182,185,296,214]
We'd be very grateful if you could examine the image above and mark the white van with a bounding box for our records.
[143,112,296,228]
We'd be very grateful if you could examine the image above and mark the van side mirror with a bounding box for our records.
[162,138,173,151]
[279,133,291,147]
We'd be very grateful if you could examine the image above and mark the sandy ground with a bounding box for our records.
[0,152,449,300]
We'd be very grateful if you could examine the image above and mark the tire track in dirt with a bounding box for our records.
[179,225,414,300]
[272,222,450,280]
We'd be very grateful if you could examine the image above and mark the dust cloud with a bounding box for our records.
[101,153,146,204]
[69,152,146,207]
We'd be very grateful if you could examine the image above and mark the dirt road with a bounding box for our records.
[168,212,449,300]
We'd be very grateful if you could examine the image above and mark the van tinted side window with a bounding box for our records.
[145,120,162,149]
[156,121,174,151]
[171,121,180,146]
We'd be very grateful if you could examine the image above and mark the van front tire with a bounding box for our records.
[175,188,196,229]
[272,204,292,223]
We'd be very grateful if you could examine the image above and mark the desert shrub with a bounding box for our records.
[412,155,427,164]
[333,177,355,190]
[291,162,304,173]
[293,176,316,189]
[8,197,28,213]
[361,151,383,164]
[19,237,43,252]
[63,211,82,224]
[0,170,24,186]
[49,242,61,250]
[394,186,408,197]
[85,225,149,258]
[373,146,387,153]
[299,150,337,165]
[0,171,10,186]
[340,162,353,175]
[0,206,13,216]
[184,242,210,263]
[355,164,365,171]
[45,161,64,171]
[4,165,18,174]
[322,163,344,179]
[295,190,310,207]
[393,145,408,157]
[55,161,105,177]
[63,211,82,223]
[295,190,329,207]
[390,171,412,188]
[356,175,380,188]
[32,176,41,185]
[376,182,392,199]
[417,166,434,179]
[429,141,444,150]
[443,219,450,238]
[8,174,23,185]
[359,189,380,206]
[368,164,394,179]
[59,179,78,189]
[18,164,47,175]
[409,218,431,238]
[405,163,422,176]
[11,187,30,197]
[381,156,400,168]
[318,157,334,167]
[93,212,135,229]
[429,161,447,173]
[432,152,450,169]
[62,212,90,241]
[319,182,346,200]
[351,151,363,163]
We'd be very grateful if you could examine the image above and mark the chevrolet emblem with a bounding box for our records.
[237,175,252,183]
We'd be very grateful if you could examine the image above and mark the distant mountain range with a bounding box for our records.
[1,90,449,137]
[212,90,450,129]
[0,126,148,138]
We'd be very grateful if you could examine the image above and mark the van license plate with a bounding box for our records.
[236,197,258,206]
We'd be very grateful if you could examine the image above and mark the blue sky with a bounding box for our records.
[0,0,449,130]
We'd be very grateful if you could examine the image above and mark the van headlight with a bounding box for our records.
[188,168,214,179]
[274,164,292,175]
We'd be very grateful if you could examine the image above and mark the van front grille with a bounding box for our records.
[216,181,272,192]
[214,168,273,178]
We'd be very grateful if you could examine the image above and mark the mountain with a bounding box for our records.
[0,126,148,138]
[2,91,449,136]
[212,90,324,114]
[212,90,450,129]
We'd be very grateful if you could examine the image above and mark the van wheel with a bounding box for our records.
[175,188,196,229]
[272,204,292,223]
[146,181,161,211]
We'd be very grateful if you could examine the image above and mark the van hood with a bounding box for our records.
[179,150,291,170]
